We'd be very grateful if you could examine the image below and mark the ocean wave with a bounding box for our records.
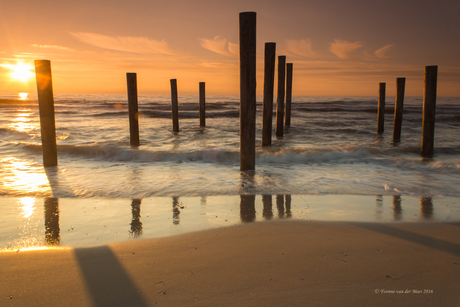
[15,141,460,171]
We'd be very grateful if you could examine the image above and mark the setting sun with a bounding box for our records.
[2,62,35,82]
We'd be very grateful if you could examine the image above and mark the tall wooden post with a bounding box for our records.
[239,11,257,171]
[126,73,140,146]
[34,60,58,167]
[285,63,293,127]
[262,42,276,147]
[392,77,406,143]
[377,82,386,134]
[199,82,206,127]
[421,66,438,158]
[276,56,286,137]
[170,79,179,132]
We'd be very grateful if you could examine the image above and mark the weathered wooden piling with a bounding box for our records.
[170,79,179,132]
[276,56,286,137]
[239,11,257,171]
[262,42,276,147]
[392,77,406,143]
[126,73,140,146]
[421,66,438,158]
[34,60,58,167]
[285,63,293,127]
[377,82,386,134]
[199,82,206,127]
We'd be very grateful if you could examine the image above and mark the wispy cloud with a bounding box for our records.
[330,39,364,60]
[31,44,75,52]
[228,42,238,56]
[198,36,237,57]
[284,39,316,57]
[374,43,394,59]
[70,32,176,55]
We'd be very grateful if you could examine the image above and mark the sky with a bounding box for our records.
[1,0,459,96]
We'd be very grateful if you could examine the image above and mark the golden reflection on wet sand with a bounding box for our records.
[2,194,458,251]
[19,197,36,218]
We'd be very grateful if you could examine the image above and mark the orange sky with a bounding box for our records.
[1,0,459,96]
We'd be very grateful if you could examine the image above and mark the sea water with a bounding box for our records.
[1,94,459,249]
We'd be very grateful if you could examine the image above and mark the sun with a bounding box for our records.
[2,62,35,82]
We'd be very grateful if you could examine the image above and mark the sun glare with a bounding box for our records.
[2,62,35,82]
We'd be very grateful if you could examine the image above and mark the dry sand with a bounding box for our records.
[1,220,460,306]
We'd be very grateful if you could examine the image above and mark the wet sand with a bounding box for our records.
[1,220,460,306]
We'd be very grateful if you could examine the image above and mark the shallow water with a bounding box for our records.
[1,94,459,198]
[1,93,459,250]
[1,194,459,251]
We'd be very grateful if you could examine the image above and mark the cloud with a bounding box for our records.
[329,39,364,60]
[198,36,237,57]
[374,43,394,59]
[228,42,239,56]
[31,44,75,52]
[284,39,316,57]
[70,32,176,55]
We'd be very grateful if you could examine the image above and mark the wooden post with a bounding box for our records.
[239,11,257,171]
[126,73,140,146]
[34,60,58,167]
[392,77,405,143]
[377,82,386,134]
[421,66,438,158]
[276,56,286,137]
[199,82,206,127]
[262,42,276,147]
[285,63,293,127]
[170,79,179,132]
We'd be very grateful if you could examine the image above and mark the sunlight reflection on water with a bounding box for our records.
[0,157,51,195]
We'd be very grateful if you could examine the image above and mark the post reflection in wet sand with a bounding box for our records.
[172,196,180,225]
[262,195,273,220]
[420,197,433,219]
[285,194,292,218]
[276,194,285,218]
[44,198,60,246]
[240,195,256,222]
[130,199,142,237]
[393,195,402,220]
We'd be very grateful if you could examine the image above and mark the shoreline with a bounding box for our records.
[2,194,460,251]
[1,219,460,306]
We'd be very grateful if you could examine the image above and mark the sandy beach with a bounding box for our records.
[2,219,459,306]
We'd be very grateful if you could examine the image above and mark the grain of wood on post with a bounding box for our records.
[377,82,386,134]
[262,42,276,147]
[392,77,405,143]
[170,79,179,132]
[126,73,140,146]
[34,60,58,167]
[421,65,438,158]
[276,56,286,137]
[199,82,206,127]
[239,11,257,171]
[285,63,293,127]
